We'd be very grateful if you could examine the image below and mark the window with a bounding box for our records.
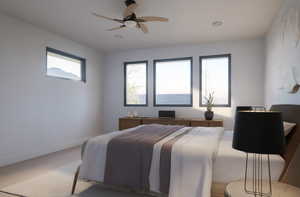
[200,54,231,107]
[124,61,148,106]
[154,57,193,106]
[46,47,86,82]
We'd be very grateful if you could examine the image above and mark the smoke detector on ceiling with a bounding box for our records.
[114,34,123,39]
[212,21,223,27]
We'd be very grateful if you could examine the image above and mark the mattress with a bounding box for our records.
[213,130,285,183]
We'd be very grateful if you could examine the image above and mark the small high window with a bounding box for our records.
[46,47,86,82]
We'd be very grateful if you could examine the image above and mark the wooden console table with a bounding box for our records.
[119,117,223,130]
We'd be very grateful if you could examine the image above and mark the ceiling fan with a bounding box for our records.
[92,0,169,33]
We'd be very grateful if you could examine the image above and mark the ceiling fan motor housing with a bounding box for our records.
[125,0,136,7]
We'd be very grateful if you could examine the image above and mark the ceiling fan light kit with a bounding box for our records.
[124,20,137,28]
[92,0,169,34]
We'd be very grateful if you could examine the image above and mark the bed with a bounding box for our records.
[71,105,300,197]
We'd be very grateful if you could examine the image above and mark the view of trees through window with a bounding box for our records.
[125,62,147,105]
[46,47,85,82]
[124,55,231,107]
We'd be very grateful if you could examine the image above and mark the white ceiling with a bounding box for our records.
[0,0,283,52]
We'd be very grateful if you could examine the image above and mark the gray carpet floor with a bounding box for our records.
[1,161,149,197]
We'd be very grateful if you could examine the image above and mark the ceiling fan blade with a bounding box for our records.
[107,25,126,31]
[123,3,138,18]
[138,23,149,34]
[137,16,169,22]
[92,12,123,23]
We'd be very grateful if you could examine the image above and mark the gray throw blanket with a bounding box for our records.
[104,124,184,191]
[159,130,191,193]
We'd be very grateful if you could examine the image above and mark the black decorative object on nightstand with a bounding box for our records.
[158,110,175,118]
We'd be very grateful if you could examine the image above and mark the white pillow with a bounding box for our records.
[283,121,296,136]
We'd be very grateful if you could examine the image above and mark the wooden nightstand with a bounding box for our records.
[225,181,300,197]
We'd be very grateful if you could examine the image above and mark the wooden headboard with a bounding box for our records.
[270,105,300,181]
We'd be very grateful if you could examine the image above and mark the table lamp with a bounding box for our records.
[232,111,285,196]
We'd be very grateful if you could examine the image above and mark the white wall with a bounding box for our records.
[265,0,300,107]
[0,13,104,167]
[103,39,265,131]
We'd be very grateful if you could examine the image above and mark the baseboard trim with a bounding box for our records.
[0,137,91,167]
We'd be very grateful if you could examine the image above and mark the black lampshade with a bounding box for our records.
[233,111,285,154]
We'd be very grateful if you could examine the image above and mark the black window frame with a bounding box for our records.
[124,61,149,107]
[153,57,193,107]
[46,47,86,82]
[199,54,231,107]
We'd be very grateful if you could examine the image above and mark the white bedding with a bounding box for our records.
[79,126,224,197]
[149,127,193,192]
[168,127,224,197]
[213,130,285,183]
[79,125,143,182]
[79,127,285,197]
[149,127,224,197]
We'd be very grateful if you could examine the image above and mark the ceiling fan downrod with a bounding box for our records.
[125,0,136,7]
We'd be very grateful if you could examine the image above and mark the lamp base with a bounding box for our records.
[244,153,272,197]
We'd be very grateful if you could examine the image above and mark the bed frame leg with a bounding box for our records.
[0,191,25,197]
[71,166,80,195]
